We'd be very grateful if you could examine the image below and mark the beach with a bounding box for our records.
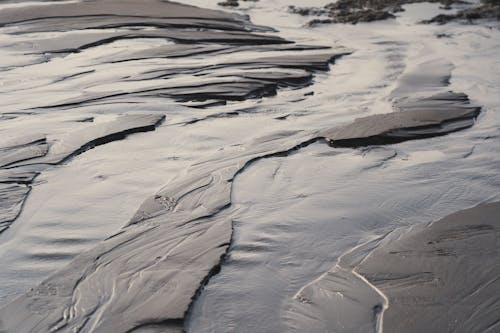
[0,0,499,332]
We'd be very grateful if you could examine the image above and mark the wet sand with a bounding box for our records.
[290,201,500,332]
[0,0,499,332]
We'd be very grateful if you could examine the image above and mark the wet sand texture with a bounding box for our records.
[0,55,483,332]
[324,93,480,147]
[359,201,500,333]
[0,0,347,234]
[323,59,480,146]
[33,51,348,109]
[0,115,164,234]
[0,1,488,332]
[0,128,311,333]
[0,184,31,234]
[0,136,46,232]
[290,201,500,333]
[0,0,347,108]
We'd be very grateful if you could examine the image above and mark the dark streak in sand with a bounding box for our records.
[366,200,500,333]
[289,202,500,332]
[0,115,165,235]
[0,0,349,109]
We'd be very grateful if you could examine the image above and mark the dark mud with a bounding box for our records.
[324,59,480,146]
[324,91,480,147]
[358,201,500,333]
[291,201,500,333]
